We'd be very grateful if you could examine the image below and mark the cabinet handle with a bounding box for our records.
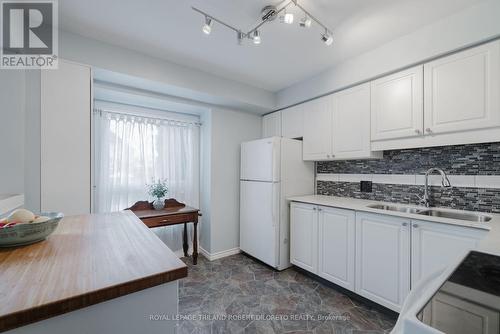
[327,154,331,158]
[318,208,322,212]
[413,224,419,228]
[331,154,335,158]
[425,128,432,133]
[414,129,421,134]
[313,207,317,211]
[402,222,408,227]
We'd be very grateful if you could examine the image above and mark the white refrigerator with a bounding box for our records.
[240,137,314,270]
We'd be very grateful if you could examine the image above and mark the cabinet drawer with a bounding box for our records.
[141,214,195,228]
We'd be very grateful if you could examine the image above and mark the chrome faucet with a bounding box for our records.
[418,168,452,207]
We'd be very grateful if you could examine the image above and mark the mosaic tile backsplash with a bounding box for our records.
[317,142,500,175]
[316,142,500,213]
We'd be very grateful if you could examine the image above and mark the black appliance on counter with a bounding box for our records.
[418,251,500,334]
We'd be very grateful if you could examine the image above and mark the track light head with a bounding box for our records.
[299,16,312,28]
[237,31,245,45]
[202,17,213,35]
[252,30,261,45]
[280,9,294,24]
[321,31,333,46]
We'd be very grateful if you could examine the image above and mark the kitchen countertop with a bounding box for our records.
[288,195,500,254]
[0,210,187,332]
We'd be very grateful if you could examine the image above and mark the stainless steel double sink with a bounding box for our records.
[367,204,492,223]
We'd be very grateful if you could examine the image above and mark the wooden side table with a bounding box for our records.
[127,199,201,264]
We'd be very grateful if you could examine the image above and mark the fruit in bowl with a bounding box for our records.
[0,209,64,247]
[0,209,53,229]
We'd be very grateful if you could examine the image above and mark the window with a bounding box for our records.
[94,103,200,251]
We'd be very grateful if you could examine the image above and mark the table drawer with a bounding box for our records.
[141,214,195,228]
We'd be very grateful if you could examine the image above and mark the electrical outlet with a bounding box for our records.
[360,181,372,193]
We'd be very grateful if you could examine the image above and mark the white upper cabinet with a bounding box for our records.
[318,206,355,291]
[411,220,487,287]
[371,65,424,141]
[303,96,334,160]
[424,40,500,135]
[262,111,282,137]
[332,83,381,159]
[303,87,381,161]
[281,104,304,139]
[355,212,411,312]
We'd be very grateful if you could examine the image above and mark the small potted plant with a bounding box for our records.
[147,179,169,210]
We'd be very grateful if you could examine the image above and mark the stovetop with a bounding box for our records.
[418,251,500,334]
[448,251,500,296]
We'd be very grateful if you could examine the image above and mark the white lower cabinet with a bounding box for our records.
[289,202,488,313]
[290,202,318,273]
[318,207,356,291]
[290,203,355,283]
[411,219,487,287]
[355,212,411,312]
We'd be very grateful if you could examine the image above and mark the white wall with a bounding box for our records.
[199,111,212,252]
[276,0,500,108]
[0,70,26,196]
[60,31,275,113]
[200,108,261,255]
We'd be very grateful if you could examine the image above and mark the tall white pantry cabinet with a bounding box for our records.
[40,60,92,215]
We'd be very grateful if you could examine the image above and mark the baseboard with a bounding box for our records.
[199,247,240,261]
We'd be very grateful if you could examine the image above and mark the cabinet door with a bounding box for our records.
[303,96,333,161]
[411,220,486,287]
[355,213,410,312]
[290,202,318,273]
[41,60,92,215]
[424,40,500,135]
[318,206,355,291]
[371,65,424,141]
[332,83,374,159]
[262,111,282,137]
[282,104,304,139]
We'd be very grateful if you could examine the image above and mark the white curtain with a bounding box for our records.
[95,109,200,253]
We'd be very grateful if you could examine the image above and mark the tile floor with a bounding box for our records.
[179,254,397,334]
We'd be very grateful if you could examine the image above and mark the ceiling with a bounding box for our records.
[59,0,484,92]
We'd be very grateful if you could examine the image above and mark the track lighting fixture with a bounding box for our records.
[252,30,261,45]
[192,1,333,47]
[321,30,333,46]
[202,17,212,35]
[299,16,312,28]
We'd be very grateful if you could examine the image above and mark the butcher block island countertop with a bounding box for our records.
[0,210,187,333]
